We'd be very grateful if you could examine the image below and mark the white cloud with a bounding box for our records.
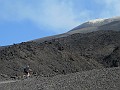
[37,0,79,31]
[95,0,120,18]
[1,0,120,33]
[0,0,91,33]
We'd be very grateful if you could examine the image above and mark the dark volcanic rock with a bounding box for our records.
[0,30,120,78]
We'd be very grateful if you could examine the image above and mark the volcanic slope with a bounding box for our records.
[0,30,120,78]
[68,16,120,34]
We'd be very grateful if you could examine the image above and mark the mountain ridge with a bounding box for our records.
[71,16,120,31]
[30,16,120,43]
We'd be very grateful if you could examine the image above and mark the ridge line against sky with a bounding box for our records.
[0,0,120,46]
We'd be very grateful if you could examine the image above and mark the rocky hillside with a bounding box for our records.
[0,30,120,78]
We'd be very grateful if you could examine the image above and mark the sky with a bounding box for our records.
[0,0,120,46]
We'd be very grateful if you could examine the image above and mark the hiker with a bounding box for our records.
[24,65,32,77]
